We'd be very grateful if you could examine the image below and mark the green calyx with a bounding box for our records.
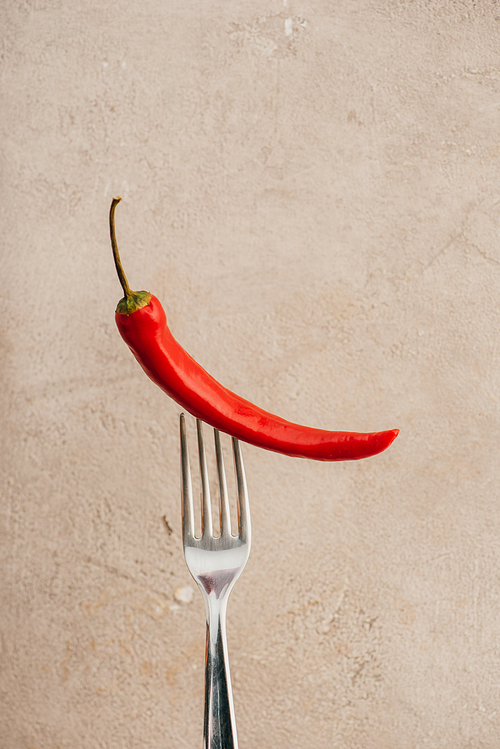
[116,290,151,316]
[110,197,152,316]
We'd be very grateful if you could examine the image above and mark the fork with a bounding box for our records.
[180,413,251,749]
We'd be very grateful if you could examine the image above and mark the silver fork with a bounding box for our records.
[180,413,251,749]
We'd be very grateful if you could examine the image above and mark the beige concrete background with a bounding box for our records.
[2,0,500,746]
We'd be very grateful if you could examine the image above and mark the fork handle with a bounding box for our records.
[204,599,238,749]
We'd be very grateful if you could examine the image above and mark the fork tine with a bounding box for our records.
[214,428,231,537]
[232,437,250,544]
[196,419,213,537]
[180,413,195,540]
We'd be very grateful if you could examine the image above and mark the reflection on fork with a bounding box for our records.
[180,413,251,749]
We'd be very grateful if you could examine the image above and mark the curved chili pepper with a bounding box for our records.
[110,198,398,461]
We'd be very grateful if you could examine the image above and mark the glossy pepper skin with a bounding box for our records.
[116,295,399,461]
[110,197,399,461]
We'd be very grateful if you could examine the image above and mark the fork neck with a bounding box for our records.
[203,597,238,749]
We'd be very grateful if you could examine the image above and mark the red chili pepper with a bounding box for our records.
[110,198,398,461]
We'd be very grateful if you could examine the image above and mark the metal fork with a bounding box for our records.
[180,413,251,749]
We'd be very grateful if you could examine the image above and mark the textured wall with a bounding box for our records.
[2,1,500,747]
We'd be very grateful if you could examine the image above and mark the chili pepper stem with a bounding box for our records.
[110,197,131,299]
[110,197,151,316]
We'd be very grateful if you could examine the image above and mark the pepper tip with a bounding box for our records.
[387,428,399,447]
